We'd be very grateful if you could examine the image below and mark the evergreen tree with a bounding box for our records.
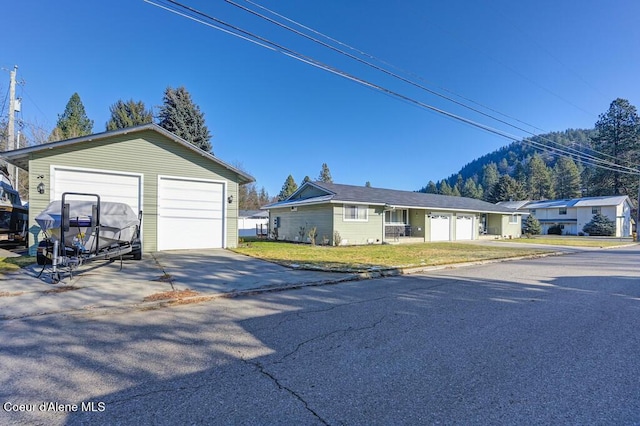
[481,162,499,201]
[439,180,454,195]
[424,181,438,194]
[460,178,481,199]
[106,99,153,130]
[318,163,333,182]
[258,187,270,207]
[583,212,616,236]
[158,86,212,152]
[302,176,311,184]
[590,98,640,196]
[554,157,582,199]
[50,93,94,141]
[523,215,542,235]
[365,181,371,187]
[278,175,298,201]
[526,154,555,200]
[489,175,527,203]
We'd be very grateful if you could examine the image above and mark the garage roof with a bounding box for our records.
[0,123,254,184]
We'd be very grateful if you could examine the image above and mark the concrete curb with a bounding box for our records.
[0,249,573,321]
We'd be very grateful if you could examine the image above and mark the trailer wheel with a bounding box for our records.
[132,249,142,260]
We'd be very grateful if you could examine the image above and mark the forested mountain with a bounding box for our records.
[419,128,598,202]
[419,99,640,203]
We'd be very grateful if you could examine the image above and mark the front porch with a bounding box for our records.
[384,224,424,244]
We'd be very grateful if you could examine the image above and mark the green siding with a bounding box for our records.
[26,129,242,254]
[270,204,333,243]
[333,204,383,245]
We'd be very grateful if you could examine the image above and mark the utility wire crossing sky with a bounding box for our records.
[3,0,640,194]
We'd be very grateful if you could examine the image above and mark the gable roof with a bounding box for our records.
[0,123,254,184]
[521,195,631,210]
[267,181,517,214]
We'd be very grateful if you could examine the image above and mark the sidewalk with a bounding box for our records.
[0,249,358,320]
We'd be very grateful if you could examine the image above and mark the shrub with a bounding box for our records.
[583,213,615,236]
[308,226,318,245]
[547,225,562,235]
[522,215,541,235]
[333,231,342,246]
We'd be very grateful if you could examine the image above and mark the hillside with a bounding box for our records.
[418,128,598,202]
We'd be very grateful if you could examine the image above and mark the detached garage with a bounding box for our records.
[1,124,254,255]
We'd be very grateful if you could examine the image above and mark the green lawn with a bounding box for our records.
[0,256,36,272]
[232,241,551,272]
[496,236,635,248]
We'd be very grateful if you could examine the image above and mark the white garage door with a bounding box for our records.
[455,215,474,241]
[52,167,142,214]
[158,177,225,250]
[430,215,451,242]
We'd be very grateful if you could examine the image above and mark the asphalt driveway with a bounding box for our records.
[0,249,356,319]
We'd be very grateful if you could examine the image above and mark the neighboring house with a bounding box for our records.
[1,124,254,255]
[265,181,522,245]
[503,196,633,237]
[238,210,269,237]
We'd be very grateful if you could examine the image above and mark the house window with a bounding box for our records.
[559,208,567,215]
[509,214,518,224]
[592,207,601,215]
[530,209,536,215]
[344,205,368,221]
[385,209,408,224]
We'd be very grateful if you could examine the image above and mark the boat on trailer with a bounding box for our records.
[36,192,142,283]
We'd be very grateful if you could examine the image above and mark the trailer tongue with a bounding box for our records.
[36,192,142,283]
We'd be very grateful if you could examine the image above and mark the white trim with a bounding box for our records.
[157,175,228,249]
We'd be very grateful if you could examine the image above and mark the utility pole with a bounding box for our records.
[7,65,18,188]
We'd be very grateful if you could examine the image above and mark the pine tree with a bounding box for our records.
[424,181,438,194]
[461,178,481,199]
[106,99,153,130]
[583,212,616,236]
[258,187,270,207]
[318,163,333,182]
[481,162,499,201]
[489,175,527,203]
[526,154,555,200]
[50,93,94,140]
[523,215,542,235]
[278,175,298,201]
[439,180,454,195]
[158,86,212,152]
[365,181,371,187]
[554,157,582,199]
[590,98,640,196]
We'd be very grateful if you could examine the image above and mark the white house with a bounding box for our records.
[506,196,633,237]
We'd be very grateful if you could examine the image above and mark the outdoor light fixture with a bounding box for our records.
[37,182,45,194]
[227,195,234,204]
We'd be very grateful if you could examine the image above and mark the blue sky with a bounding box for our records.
[3,0,639,197]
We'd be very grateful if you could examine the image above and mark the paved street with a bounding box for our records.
[1,245,640,425]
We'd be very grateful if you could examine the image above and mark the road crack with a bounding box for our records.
[242,357,330,425]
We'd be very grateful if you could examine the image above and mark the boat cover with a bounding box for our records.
[36,200,138,232]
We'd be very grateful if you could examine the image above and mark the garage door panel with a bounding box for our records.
[52,168,142,215]
[430,215,450,242]
[158,177,225,250]
[455,215,474,240]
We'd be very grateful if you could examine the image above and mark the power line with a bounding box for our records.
[234,0,637,172]
[145,0,639,176]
